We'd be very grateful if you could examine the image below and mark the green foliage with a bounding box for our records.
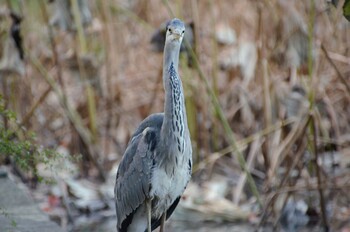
[0,207,17,230]
[0,95,60,180]
[344,0,350,21]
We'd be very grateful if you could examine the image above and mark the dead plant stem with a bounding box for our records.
[39,0,66,96]
[19,86,52,127]
[30,55,106,181]
[99,0,115,155]
[71,0,97,140]
[257,3,271,170]
[321,44,350,94]
[311,114,329,231]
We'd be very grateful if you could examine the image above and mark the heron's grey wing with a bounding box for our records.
[115,127,158,230]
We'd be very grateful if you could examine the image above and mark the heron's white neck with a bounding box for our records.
[161,41,187,152]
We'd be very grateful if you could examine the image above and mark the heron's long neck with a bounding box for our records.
[161,43,187,152]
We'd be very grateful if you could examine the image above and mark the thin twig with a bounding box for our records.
[278,136,308,189]
[234,137,262,205]
[256,3,271,171]
[311,114,329,231]
[70,0,87,54]
[193,118,295,173]
[268,115,311,181]
[321,43,350,95]
[99,0,116,155]
[277,183,350,193]
[39,0,66,95]
[262,59,272,169]
[71,0,98,140]
[110,4,153,31]
[19,86,52,127]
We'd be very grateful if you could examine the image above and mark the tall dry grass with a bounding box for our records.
[1,0,350,229]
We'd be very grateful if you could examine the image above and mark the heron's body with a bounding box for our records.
[115,19,192,232]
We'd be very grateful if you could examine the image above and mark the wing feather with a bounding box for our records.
[115,127,158,230]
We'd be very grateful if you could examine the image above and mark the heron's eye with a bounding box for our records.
[182,30,185,34]
[168,28,172,33]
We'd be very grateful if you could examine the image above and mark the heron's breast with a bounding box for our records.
[150,154,190,216]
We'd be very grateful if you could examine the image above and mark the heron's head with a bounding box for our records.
[165,18,185,44]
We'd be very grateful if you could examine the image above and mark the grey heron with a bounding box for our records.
[150,20,194,54]
[150,20,195,67]
[114,18,192,232]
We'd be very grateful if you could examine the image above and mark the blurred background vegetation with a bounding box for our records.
[0,0,350,231]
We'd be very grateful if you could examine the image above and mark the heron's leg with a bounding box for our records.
[159,212,166,232]
[146,199,152,232]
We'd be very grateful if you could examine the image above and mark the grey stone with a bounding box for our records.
[0,176,64,232]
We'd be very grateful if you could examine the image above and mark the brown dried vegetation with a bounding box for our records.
[1,0,350,231]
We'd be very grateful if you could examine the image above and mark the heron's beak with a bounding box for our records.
[172,30,183,40]
[173,33,182,40]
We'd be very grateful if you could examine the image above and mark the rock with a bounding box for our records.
[219,42,257,85]
[0,174,64,232]
[49,0,92,31]
[215,23,237,45]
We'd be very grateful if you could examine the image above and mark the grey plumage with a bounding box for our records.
[115,18,192,232]
[115,114,162,229]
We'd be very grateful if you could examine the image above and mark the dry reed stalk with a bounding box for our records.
[193,118,294,174]
[19,86,52,127]
[268,115,310,184]
[262,59,272,169]
[194,44,262,205]
[323,95,341,149]
[70,0,98,141]
[233,136,262,205]
[98,0,119,155]
[321,44,350,95]
[311,114,329,231]
[39,0,66,95]
[190,1,201,159]
[190,0,199,55]
[328,51,350,65]
[30,55,106,181]
[256,3,271,171]
[263,137,314,228]
[278,136,308,189]
[110,5,153,31]
[208,0,220,151]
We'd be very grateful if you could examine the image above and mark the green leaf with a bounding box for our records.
[344,0,350,21]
